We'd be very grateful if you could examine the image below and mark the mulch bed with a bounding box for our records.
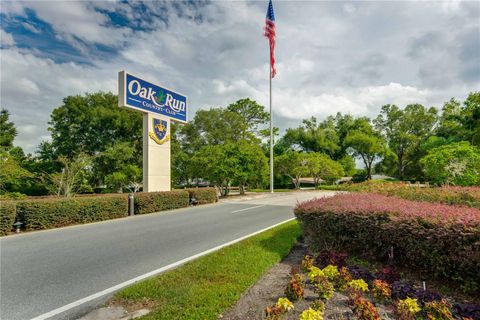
[219,243,390,320]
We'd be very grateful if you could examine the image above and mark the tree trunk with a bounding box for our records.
[366,159,373,180]
[239,184,245,195]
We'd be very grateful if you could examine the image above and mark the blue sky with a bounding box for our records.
[1,0,479,153]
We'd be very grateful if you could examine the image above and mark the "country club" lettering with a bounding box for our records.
[128,79,186,113]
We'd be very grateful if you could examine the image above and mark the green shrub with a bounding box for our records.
[134,190,189,214]
[185,187,217,204]
[0,201,16,236]
[16,195,128,230]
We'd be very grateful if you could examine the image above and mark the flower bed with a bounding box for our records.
[295,193,480,293]
[345,181,480,208]
[261,250,480,320]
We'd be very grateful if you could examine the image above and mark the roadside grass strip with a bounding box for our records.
[112,220,300,319]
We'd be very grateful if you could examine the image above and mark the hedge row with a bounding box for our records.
[295,193,480,293]
[134,190,190,215]
[0,188,218,234]
[346,181,480,208]
[186,187,218,204]
[16,195,129,231]
[0,201,16,236]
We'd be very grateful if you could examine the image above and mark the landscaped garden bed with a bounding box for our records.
[106,188,479,320]
[222,243,479,320]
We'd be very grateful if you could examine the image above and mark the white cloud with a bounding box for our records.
[0,1,479,154]
[0,29,15,46]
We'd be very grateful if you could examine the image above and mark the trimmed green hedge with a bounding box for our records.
[16,195,128,230]
[3,189,210,234]
[134,190,189,215]
[0,201,16,236]
[185,187,218,204]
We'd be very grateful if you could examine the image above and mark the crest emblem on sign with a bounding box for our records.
[149,118,170,145]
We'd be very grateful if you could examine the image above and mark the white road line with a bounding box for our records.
[29,217,296,320]
[231,205,267,213]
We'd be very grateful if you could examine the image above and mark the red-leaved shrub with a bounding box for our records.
[295,193,480,294]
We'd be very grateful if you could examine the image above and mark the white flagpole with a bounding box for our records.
[269,65,274,193]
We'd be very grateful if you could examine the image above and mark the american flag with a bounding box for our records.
[264,0,276,78]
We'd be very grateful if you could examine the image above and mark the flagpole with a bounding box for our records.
[269,64,274,193]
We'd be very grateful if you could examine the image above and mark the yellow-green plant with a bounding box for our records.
[322,265,340,281]
[308,266,325,282]
[265,297,294,320]
[299,308,324,320]
[336,266,353,291]
[301,255,314,272]
[395,297,421,320]
[424,299,454,320]
[347,279,369,293]
[311,299,325,313]
[314,276,334,301]
[276,297,294,312]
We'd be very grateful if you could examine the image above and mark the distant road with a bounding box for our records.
[0,191,335,320]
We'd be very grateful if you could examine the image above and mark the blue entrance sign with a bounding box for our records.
[118,71,187,123]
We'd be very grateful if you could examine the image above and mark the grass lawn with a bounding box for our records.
[111,220,300,319]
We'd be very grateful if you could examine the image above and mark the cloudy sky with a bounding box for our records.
[1,0,479,153]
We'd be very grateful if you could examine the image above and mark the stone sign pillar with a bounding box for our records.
[143,113,171,192]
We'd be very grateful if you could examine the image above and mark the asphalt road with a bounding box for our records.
[0,191,335,320]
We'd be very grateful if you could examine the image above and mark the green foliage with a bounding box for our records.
[44,154,93,197]
[437,92,480,146]
[105,164,142,193]
[178,108,250,153]
[375,104,438,180]
[185,187,217,204]
[0,201,16,236]
[47,92,142,188]
[421,141,480,185]
[308,266,325,282]
[304,153,344,186]
[275,151,309,189]
[49,92,142,158]
[311,299,325,313]
[227,98,269,133]
[394,297,421,320]
[0,109,16,149]
[314,276,334,301]
[282,116,340,158]
[339,155,356,176]
[133,190,189,214]
[299,308,324,320]
[16,195,128,230]
[113,221,300,320]
[347,279,369,293]
[0,150,32,192]
[275,297,294,312]
[345,119,386,179]
[321,265,340,281]
[191,141,268,195]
